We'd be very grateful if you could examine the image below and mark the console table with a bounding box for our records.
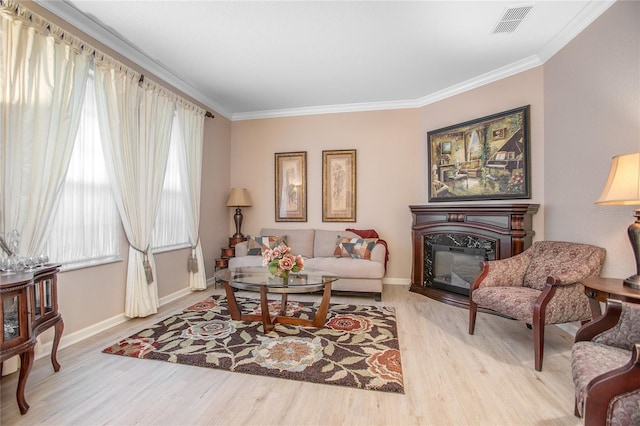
[1,265,63,414]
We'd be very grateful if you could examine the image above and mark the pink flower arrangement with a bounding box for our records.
[263,243,304,278]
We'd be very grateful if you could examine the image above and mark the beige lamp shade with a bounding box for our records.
[596,153,640,205]
[226,188,252,207]
[596,152,640,289]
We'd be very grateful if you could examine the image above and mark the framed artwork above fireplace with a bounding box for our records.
[428,105,531,202]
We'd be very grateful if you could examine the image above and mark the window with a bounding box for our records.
[150,114,190,252]
[45,73,120,267]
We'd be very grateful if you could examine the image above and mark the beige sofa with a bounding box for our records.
[228,228,386,300]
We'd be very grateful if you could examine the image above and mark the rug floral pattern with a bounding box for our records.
[103,295,403,393]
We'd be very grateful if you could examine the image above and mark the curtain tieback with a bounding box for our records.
[188,237,200,273]
[131,244,154,284]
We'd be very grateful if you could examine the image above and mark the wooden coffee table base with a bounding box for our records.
[223,281,332,333]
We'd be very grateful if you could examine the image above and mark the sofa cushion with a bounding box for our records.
[260,228,315,258]
[246,235,285,255]
[314,230,359,257]
[305,257,385,279]
[228,254,264,268]
[334,237,379,260]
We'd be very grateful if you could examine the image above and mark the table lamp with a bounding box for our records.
[227,188,252,239]
[596,152,640,289]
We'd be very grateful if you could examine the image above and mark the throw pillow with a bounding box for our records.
[247,236,285,256]
[313,230,360,257]
[333,237,378,260]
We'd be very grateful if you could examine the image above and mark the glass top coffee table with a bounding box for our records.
[214,267,338,333]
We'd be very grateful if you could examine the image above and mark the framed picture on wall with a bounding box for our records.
[322,149,356,222]
[275,151,307,222]
[428,105,531,202]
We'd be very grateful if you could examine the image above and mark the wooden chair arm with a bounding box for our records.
[531,280,558,331]
[575,299,624,342]
[583,343,640,426]
[470,262,490,292]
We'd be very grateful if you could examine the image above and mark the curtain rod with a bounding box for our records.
[0,3,215,120]
[137,74,214,118]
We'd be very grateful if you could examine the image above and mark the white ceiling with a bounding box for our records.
[37,1,615,120]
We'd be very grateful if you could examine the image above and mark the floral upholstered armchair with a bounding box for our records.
[468,241,606,371]
[572,299,640,426]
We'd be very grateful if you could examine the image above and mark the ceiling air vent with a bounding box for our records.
[492,5,533,34]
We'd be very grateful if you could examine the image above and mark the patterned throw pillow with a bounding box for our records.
[247,236,285,256]
[333,237,378,260]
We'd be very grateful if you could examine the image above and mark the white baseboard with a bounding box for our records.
[35,283,212,361]
[31,311,128,364]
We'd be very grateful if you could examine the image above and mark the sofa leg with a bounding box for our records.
[374,293,382,302]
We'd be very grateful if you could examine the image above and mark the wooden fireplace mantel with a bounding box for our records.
[409,203,539,308]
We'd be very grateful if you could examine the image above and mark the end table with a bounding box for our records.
[581,276,640,318]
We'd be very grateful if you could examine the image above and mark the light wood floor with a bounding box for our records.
[1,284,582,426]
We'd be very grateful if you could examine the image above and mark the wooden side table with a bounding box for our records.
[228,236,247,248]
[213,237,247,287]
[581,276,640,318]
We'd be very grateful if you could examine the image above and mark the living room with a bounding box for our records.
[2,0,639,424]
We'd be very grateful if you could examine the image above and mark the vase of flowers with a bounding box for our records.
[263,243,304,281]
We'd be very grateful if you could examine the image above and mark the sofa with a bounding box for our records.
[228,228,387,300]
[571,299,640,425]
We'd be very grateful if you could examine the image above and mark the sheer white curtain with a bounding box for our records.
[176,101,206,290]
[1,3,91,256]
[94,53,176,318]
[151,115,190,251]
[46,72,120,265]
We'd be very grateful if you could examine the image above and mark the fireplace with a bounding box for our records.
[410,204,538,308]
[431,244,487,296]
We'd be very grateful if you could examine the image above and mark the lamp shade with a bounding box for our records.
[226,188,252,207]
[596,153,640,205]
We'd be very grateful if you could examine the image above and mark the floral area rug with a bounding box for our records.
[103,295,403,393]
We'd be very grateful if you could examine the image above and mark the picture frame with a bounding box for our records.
[275,151,307,222]
[428,105,530,202]
[322,149,356,222]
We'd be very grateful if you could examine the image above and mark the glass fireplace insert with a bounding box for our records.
[431,244,486,296]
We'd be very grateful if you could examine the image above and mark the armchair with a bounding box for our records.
[468,241,606,371]
[572,299,640,425]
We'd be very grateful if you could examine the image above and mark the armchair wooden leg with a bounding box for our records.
[469,299,478,334]
[533,283,555,371]
[533,321,545,371]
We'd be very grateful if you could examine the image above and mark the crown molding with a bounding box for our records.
[34,0,232,120]
[537,0,616,63]
[414,55,543,108]
[233,55,543,121]
[231,98,421,121]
